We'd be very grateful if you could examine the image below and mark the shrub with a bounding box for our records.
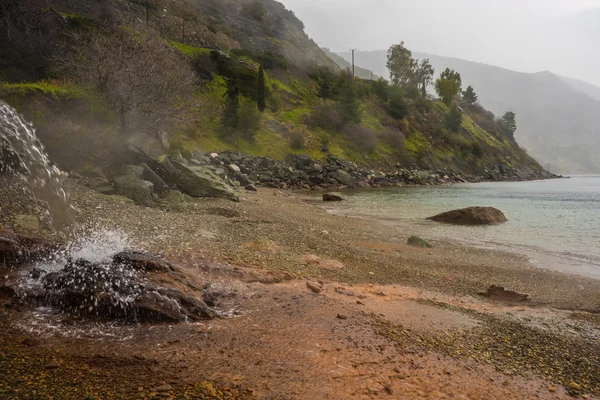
[256,52,288,70]
[388,87,408,120]
[336,73,362,124]
[472,141,483,157]
[238,100,262,141]
[248,1,267,20]
[289,131,305,149]
[381,127,405,151]
[341,124,377,153]
[371,78,389,102]
[306,103,344,132]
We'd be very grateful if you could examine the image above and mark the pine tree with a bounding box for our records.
[463,85,478,104]
[257,64,266,113]
[337,72,362,124]
[446,103,463,132]
[499,111,517,139]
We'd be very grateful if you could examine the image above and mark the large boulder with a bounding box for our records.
[169,158,239,202]
[427,207,507,225]
[335,169,353,186]
[140,163,169,194]
[114,174,154,206]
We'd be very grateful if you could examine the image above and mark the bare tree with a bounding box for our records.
[61,25,198,137]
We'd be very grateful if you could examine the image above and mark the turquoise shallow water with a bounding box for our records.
[328,175,600,279]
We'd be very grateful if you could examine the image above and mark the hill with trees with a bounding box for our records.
[336,49,600,173]
[0,0,548,180]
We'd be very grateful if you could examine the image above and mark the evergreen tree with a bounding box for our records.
[222,76,240,132]
[499,111,517,138]
[336,72,362,124]
[445,103,463,132]
[257,64,266,113]
[463,85,478,104]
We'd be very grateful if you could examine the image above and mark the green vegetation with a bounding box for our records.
[463,85,478,104]
[0,0,542,175]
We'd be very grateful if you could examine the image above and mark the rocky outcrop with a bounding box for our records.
[29,254,216,323]
[169,158,239,202]
[427,207,508,225]
[114,174,154,207]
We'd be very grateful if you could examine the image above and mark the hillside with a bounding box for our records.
[0,0,549,182]
[337,50,600,173]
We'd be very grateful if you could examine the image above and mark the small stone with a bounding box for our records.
[306,282,322,294]
[356,300,364,305]
[323,192,344,202]
[568,381,581,391]
[548,386,556,393]
[407,236,432,248]
[23,337,39,346]
[245,184,257,192]
[153,384,172,392]
[337,314,348,320]
[44,360,59,369]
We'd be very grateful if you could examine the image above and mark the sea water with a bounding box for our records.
[328,176,600,278]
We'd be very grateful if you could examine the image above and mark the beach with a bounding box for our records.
[1,180,600,399]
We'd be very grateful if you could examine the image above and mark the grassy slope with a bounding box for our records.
[0,0,543,174]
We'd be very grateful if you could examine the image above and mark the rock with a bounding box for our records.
[152,384,172,392]
[234,172,250,186]
[306,282,322,294]
[120,164,144,178]
[158,190,190,211]
[244,184,257,192]
[337,314,348,320]
[126,132,165,161]
[407,236,432,248]
[568,382,581,391]
[323,192,344,202]
[486,285,529,302]
[286,154,312,169]
[228,164,241,173]
[114,174,154,206]
[37,258,216,323]
[169,158,239,202]
[334,170,353,186]
[43,360,59,369]
[14,214,40,231]
[140,163,169,194]
[427,207,507,225]
[112,251,175,272]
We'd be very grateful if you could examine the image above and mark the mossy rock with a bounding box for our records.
[407,236,432,248]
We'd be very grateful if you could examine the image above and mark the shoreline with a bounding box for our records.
[2,179,600,398]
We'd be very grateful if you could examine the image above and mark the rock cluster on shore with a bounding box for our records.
[81,149,559,206]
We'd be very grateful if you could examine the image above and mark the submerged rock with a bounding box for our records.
[427,207,507,225]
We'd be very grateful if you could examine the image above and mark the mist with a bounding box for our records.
[279,0,600,87]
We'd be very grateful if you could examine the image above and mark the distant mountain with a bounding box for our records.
[336,50,600,173]
[559,76,600,102]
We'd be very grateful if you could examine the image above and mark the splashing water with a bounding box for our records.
[0,100,74,232]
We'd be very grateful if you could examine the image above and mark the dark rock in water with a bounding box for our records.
[114,174,154,207]
[407,236,432,248]
[0,230,55,267]
[112,251,175,272]
[37,257,215,323]
[427,207,507,225]
[140,163,169,194]
[323,192,344,202]
[486,285,529,302]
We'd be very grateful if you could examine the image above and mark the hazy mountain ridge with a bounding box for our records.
[337,50,600,173]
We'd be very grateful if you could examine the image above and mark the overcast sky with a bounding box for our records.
[278,0,600,86]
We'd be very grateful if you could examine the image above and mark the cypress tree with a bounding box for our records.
[257,64,266,113]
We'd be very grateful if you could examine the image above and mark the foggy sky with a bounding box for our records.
[279,0,600,87]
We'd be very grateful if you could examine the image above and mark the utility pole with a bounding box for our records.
[350,49,357,77]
